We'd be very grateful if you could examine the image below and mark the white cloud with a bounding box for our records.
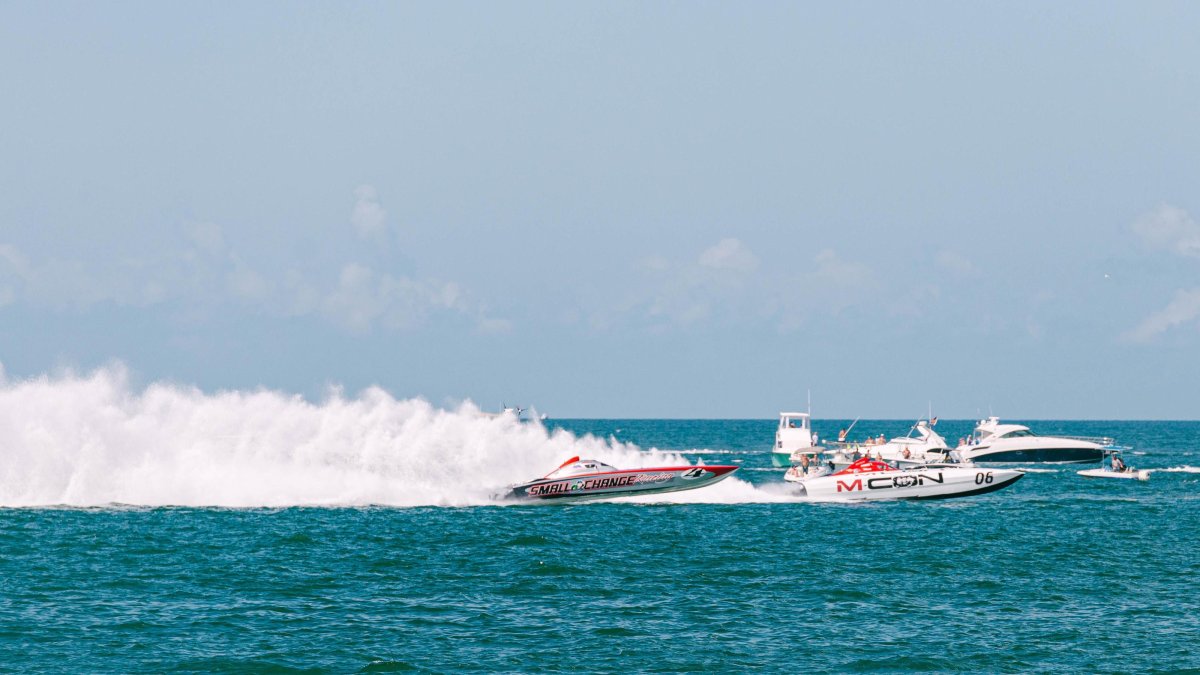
[477,317,513,334]
[351,185,387,239]
[638,255,671,272]
[935,249,976,275]
[889,283,941,318]
[1132,204,1200,258]
[318,263,479,333]
[187,222,226,255]
[225,265,272,302]
[812,248,875,289]
[1121,288,1200,343]
[0,220,496,335]
[601,243,889,332]
[0,244,30,277]
[323,263,381,332]
[698,238,758,273]
[0,243,171,310]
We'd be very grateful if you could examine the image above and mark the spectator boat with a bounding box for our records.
[957,417,1110,464]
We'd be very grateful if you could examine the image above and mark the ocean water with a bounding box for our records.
[1,370,1198,672]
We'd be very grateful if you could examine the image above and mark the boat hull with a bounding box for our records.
[1078,468,1149,481]
[966,446,1104,464]
[788,466,1023,501]
[507,465,739,502]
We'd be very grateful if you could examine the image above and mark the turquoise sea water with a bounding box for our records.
[2,419,1198,673]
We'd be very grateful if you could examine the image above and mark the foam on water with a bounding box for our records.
[0,366,777,508]
[1154,466,1200,473]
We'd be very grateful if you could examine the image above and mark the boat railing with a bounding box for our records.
[1056,434,1116,446]
[826,440,886,450]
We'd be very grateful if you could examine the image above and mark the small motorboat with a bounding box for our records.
[506,456,739,502]
[1078,467,1149,481]
[784,456,1023,501]
[783,450,834,480]
[1078,452,1149,481]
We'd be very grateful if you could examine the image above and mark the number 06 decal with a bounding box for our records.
[974,472,994,485]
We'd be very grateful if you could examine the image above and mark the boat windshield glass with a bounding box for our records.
[547,460,617,478]
[1001,429,1035,438]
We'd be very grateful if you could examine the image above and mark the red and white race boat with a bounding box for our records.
[785,457,1023,501]
[506,456,739,502]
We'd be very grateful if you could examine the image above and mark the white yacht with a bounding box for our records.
[824,419,954,469]
[772,412,821,467]
[869,420,954,468]
[957,417,1110,465]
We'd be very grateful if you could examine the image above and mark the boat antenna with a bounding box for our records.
[807,389,812,417]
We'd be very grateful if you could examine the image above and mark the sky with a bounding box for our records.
[1,1,1198,418]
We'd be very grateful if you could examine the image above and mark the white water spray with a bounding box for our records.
[0,365,781,507]
[1153,466,1200,474]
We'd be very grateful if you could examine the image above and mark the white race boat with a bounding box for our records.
[772,412,821,467]
[957,417,1110,465]
[507,457,739,501]
[785,457,1023,501]
[1078,452,1149,481]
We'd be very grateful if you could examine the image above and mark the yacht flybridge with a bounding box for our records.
[957,417,1111,465]
[772,412,821,467]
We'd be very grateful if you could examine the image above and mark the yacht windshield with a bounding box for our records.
[1001,429,1035,438]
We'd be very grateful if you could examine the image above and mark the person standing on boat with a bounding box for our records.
[838,428,847,442]
[1111,455,1127,472]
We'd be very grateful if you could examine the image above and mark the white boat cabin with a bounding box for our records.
[776,412,818,454]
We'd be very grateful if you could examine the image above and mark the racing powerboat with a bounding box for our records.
[506,456,739,501]
[785,456,1023,501]
[957,417,1110,464]
[772,412,821,467]
[1078,451,1149,481]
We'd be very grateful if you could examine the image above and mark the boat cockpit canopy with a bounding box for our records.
[545,459,617,479]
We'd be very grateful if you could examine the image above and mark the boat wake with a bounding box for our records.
[0,365,786,508]
[1152,466,1200,474]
